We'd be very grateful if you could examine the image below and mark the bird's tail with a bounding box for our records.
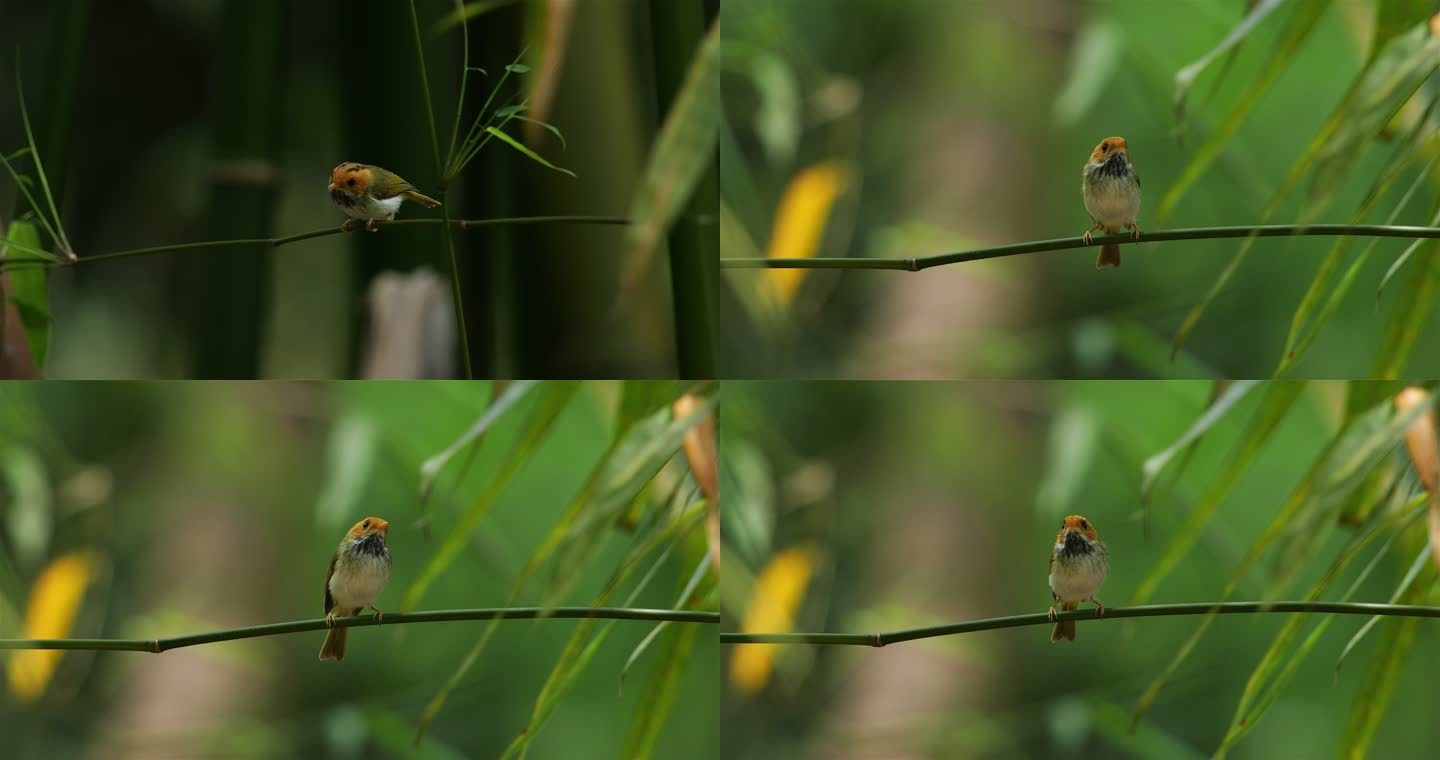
[403,190,441,208]
[319,622,348,661]
[1096,243,1121,269]
[1051,601,1079,643]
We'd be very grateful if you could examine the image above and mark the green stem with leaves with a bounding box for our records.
[720,601,1440,645]
[0,607,718,653]
[721,224,1440,271]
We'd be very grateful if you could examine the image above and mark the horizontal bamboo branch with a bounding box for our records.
[0,215,629,273]
[719,224,1440,271]
[719,601,1440,646]
[0,606,718,653]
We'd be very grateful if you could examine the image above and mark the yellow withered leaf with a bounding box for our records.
[730,545,817,696]
[765,164,849,304]
[8,551,99,701]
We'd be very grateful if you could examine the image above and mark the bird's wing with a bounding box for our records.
[324,552,337,615]
[369,167,417,199]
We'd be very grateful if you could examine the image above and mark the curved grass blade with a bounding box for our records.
[1131,392,1435,728]
[417,380,537,503]
[1131,381,1305,606]
[1334,542,1430,677]
[1170,17,1438,359]
[434,0,521,33]
[1140,380,1257,505]
[1172,0,1289,122]
[1276,131,1440,376]
[484,126,576,177]
[13,65,73,260]
[620,553,711,687]
[496,505,707,758]
[1338,602,1423,758]
[1373,238,1440,378]
[1155,0,1328,222]
[403,381,578,611]
[620,608,705,760]
[1212,500,1425,758]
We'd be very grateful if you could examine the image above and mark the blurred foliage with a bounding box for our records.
[722,380,1439,759]
[0,380,717,758]
[720,0,1440,379]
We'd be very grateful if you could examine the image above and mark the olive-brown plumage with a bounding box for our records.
[328,163,440,233]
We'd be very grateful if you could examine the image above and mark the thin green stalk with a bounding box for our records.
[0,217,629,274]
[720,601,1440,646]
[408,0,444,180]
[440,200,474,378]
[720,224,1440,271]
[0,607,718,653]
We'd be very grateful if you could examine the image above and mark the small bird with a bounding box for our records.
[319,517,392,661]
[1047,514,1109,643]
[1081,137,1141,268]
[328,163,440,233]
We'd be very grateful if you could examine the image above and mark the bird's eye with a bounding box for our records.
[346,178,356,188]
[1079,519,1089,529]
[1100,144,1108,153]
[362,519,370,529]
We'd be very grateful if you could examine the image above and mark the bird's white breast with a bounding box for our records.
[1049,548,1107,602]
[329,550,390,609]
[1083,172,1140,230]
[341,194,404,221]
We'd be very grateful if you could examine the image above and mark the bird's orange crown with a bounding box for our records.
[1056,514,1100,544]
[329,163,372,195]
[1088,137,1128,164]
[346,517,389,540]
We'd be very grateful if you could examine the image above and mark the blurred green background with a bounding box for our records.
[721,380,1439,758]
[0,0,719,379]
[0,381,718,758]
[720,0,1440,379]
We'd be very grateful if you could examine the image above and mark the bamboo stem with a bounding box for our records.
[720,224,1440,271]
[720,602,1440,646]
[0,217,630,274]
[0,607,718,653]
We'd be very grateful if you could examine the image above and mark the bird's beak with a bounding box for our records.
[327,182,337,191]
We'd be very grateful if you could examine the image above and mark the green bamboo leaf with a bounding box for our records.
[1035,404,1099,518]
[1139,381,1258,505]
[1338,610,1423,758]
[417,380,537,502]
[403,381,579,611]
[1212,501,1423,758]
[1170,17,1438,359]
[1131,381,1306,606]
[1300,25,1440,220]
[622,21,719,282]
[545,395,717,605]
[1334,543,1431,677]
[484,126,576,177]
[718,434,775,567]
[497,505,706,758]
[433,0,521,32]
[1155,0,1328,222]
[1277,87,1440,375]
[620,553,711,686]
[14,64,74,259]
[1131,391,1432,728]
[1373,240,1440,378]
[1052,19,1121,126]
[1171,0,1289,121]
[1371,0,1435,61]
[616,381,680,441]
[619,614,703,760]
[2,220,53,370]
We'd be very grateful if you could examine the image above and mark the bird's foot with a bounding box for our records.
[1081,230,1093,246]
[1091,597,1105,617]
[1129,225,1141,241]
[365,218,379,233]
[1047,604,1058,623]
[370,605,384,625]
[325,611,337,628]
[340,219,358,235]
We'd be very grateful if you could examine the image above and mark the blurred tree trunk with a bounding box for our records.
[341,0,469,376]
[648,0,718,378]
[184,0,289,377]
